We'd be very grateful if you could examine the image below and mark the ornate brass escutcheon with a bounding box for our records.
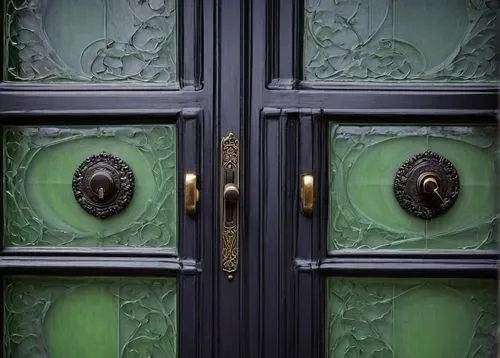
[221,133,240,279]
[394,151,460,220]
[72,153,135,219]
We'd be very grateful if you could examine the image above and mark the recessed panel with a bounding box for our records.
[328,125,497,250]
[4,125,177,248]
[326,277,497,358]
[4,276,177,358]
[5,0,176,82]
[304,0,498,82]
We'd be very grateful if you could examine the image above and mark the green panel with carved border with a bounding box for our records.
[304,0,498,82]
[328,125,498,250]
[4,0,176,82]
[3,276,177,358]
[3,125,177,248]
[326,277,497,358]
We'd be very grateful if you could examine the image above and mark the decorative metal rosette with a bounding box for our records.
[72,153,135,219]
[393,151,460,220]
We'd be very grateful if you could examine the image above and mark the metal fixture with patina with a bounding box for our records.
[221,133,240,279]
[72,153,135,219]
[394,151,460,220]
[185,173,200,215]
[300,174,315,215]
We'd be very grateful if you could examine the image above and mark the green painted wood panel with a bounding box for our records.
[4,125,177,248]
[326,277,497,358]
[328,125,497,250]
[304,0,498,82]
[4,0,176,82]
[4,276,177,358]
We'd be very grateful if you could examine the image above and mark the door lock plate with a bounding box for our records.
[394,151,460,220]
[221,133,240,278]
[72,153,135,219]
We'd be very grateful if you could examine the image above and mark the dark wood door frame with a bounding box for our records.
[0,1,498,358]
[0,1,217,358]
[244,1,499,358]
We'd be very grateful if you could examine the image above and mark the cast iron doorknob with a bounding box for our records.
[394,151,460,220]
[72,153,135,219]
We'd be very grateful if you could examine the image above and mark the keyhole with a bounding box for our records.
[89,171,115,201]
[418,173,445,204]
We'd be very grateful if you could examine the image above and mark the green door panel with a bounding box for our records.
[4,125,177,248]
[4,276,177,358]
[5,0,176,82]
[326,277,497,358]
[328,125,497,251]
[304,0,498,82]
[426,135,497,249]
[45,286,117,358]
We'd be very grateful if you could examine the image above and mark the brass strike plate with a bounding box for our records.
[221,133,240,279]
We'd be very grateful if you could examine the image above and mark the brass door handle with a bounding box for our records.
[300,174,315,215]
[221,133,240,279]
[185,173,199,215]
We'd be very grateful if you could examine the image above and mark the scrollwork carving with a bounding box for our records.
[304,0,498,81]
[6,0,176,82]
[4,278,177,358]
[221,225,238,273]
[328,125,497,250]
[4,125,177,248]
[327,278,496,358]
[221,133,239,170]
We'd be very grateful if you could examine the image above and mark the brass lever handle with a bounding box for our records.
[300,174,315,215]
[185,173,199,215]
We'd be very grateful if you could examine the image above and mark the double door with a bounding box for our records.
[0,0,498,357]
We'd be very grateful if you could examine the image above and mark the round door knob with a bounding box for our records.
[73,153,135,219]
[224,184,240,204]
[394,151,460,220]
[89,171,115,200]
[417,172,439,195]
[421,176,438,194]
